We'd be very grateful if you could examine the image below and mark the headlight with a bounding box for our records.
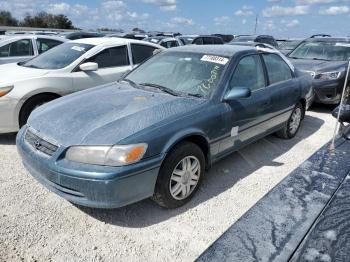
[65,143,148,166]
[0,85,14,97]
[303,71,316,78]
[315,70,343,80]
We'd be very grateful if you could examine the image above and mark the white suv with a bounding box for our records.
[0,38,164,133]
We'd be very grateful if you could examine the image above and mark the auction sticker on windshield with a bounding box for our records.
[335,43,350,48]
[71,46,86,52]
[201,55,229,65]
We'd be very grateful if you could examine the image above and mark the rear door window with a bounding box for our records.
[213,38,223,44]
[0,39,34,57]
[36,38,62,54]
[262,53,293,85]
[86,45,129,68]
[193,38,203,45]
[131,44,157,64]
[203,38,214,45]
[230,55,265,91]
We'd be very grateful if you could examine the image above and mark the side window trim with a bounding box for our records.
[262,52,294,86]
[85,45,130,69]
[5,39,35,57]
[228,53,267,93]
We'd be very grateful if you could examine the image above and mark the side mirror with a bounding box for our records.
[79,62,98,72]
[224,88,251,101]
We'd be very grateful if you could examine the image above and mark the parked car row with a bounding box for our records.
[5,41,313,209]
[0,38,164,133]
[0,29,348,210]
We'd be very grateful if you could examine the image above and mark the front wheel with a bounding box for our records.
[276,102,304,139]
[152,142,205,209]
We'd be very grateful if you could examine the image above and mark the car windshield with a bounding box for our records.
[289,41,350,61]
[21,42,94,69]
[231,36,255,43]
[144,38,162,44]
[278,40,300,50]
[180,37,195,45]
[125,52,229,98]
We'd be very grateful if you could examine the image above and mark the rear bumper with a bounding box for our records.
[16,127,163,208]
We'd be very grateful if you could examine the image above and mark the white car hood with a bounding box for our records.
[0,63,50,85]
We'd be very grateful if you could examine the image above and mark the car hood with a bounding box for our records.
[288,58,347,73]
[0,63,49,85]
[28,83,205,146]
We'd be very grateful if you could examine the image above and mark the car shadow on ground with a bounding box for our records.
[78,114,325,228]
[0,133,17,145]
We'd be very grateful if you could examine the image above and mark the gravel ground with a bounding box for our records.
[0,106,336,262]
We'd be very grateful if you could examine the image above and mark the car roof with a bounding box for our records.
[167,44,254,57]
[194,35,222,39]
[0,34,67,44]
[305,37,350,42]
[70,37,163,47]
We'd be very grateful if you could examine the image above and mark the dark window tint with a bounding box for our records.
[203,37,213,45]
[262,53,293,85]
[131,44,157,64]
[86,45,129,68]
[36,38,62,54]
[193,38,203,45]
[161,40,179,48]
[213,37,223,44]
[230,55,265,91]
[0,39,34,57]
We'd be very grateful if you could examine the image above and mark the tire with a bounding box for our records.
[19,94,58,128]
[276,102,304,139]
[152,142,205,209]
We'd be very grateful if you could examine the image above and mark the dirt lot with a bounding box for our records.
[0,106,336,262]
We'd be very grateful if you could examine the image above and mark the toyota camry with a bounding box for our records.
[17,45,313,209]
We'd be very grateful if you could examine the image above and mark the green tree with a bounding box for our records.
[20,12,75,29]
[0,10,18,26]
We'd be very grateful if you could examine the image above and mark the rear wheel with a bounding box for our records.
[152,142,205,209]
[19,94,58,128]
[276,102,304,139]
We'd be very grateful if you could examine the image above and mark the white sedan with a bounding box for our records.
[0,38,164,133]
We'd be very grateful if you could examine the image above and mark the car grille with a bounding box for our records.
[25,129,59,156]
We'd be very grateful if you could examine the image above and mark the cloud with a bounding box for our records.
[142,0,177,11]
[235,9,254,16]
[286,19,300,27]
[170,17,193,25]
[214,16,230,25]
[1,0,152,29]
[319,5,350,14]
[262,5,309,17]
[295,0,349,4]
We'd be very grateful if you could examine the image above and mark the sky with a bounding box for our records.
[1,0,350,37]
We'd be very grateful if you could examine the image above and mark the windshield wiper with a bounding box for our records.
[311,57,330,61]
[120,78,141,89]
[288,56,300,59]
[139,83,180,97]
[187,93,204,98]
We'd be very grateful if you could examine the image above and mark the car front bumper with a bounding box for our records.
[0,96,20,133]
[16,127,164,209]
[313,78,344,105]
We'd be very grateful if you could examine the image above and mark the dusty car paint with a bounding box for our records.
[17,45,313,208]
[198,135,350,261]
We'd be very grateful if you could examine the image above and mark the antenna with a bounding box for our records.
[254,14,258,35]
